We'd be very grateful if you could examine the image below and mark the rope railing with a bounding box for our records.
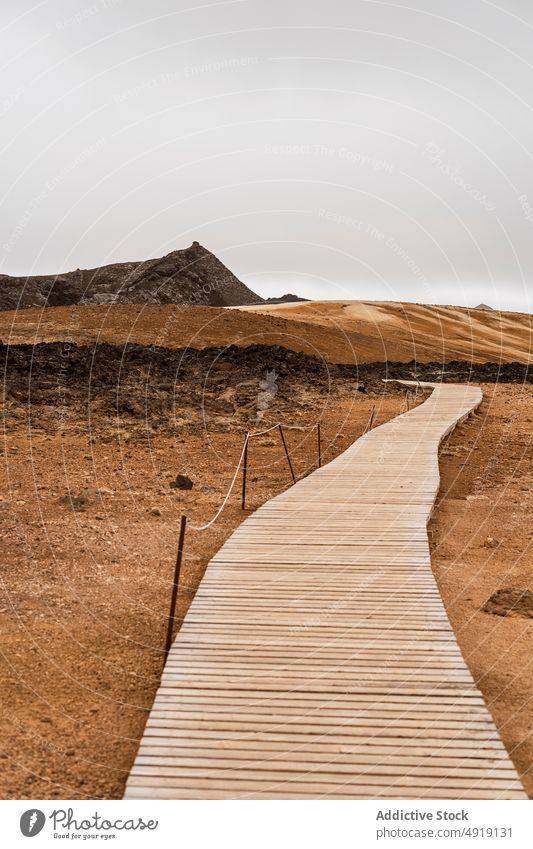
[188,433,250,532]
[246,422,280,437]
[247,419,320,438]
[242,420,322,506]
[188,419,323,528]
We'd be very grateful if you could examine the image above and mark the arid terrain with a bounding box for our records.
[0,341,415,799]
[429,383,533,797]
[240,299,533,364]
[1,299,532,366]
[0,300,531,799]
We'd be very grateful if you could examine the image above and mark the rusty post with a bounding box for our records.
[164,514,187,663]
[278,424,296,482]
[317,422,322,468]
[241,432,249,510]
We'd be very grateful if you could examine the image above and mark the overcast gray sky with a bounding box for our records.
[1,0,533,311]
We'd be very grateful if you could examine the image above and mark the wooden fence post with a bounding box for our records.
[241,432,249,510]
[164,514,187,662]
[278,424,296,482]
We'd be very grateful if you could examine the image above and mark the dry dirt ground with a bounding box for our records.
[0,299,531,364]
[0,374,412,799]
[429,383,533,797]
[2,381,531,800]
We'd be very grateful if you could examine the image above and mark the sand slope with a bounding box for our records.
[239,300,533,364]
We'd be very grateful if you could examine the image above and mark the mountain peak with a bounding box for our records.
[0,243,263,311]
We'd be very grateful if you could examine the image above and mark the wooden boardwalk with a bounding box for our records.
[125,383,526,799]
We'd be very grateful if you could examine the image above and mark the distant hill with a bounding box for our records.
[0,242,262,311]
[475,303,494,310]
[264,293,309,304]
[236,298,532,364]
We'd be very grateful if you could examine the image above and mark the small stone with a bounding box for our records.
[149,507,162,516]
[483,588,533,619]
[484,537,499,548]
[58,493,89,512]
[170,474,193,490]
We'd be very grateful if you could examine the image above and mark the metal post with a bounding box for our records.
[164,514,187,662]
[317,422,322,468]
[241,432,249,510]
[278,424,296,482]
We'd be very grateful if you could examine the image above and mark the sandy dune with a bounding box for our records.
[239,300,533,364]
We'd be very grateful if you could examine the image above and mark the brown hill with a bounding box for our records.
[238,299,533,364]
[0,298,531,366]
[0,242,261,311]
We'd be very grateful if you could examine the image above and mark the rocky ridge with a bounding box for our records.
[0,242,262,311]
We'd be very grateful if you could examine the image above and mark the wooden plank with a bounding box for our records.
[124,383,527,800]
[142,727,509,753]
[145,737,493,756]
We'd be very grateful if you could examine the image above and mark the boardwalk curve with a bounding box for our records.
[125,383,526,799]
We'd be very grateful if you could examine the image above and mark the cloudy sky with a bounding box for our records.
[1,0,533,310]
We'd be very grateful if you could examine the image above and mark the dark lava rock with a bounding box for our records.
[1,342,530,437]
[482,588,533,619]
[263,293,308,304]
[58,493,89,512]
[0,241,262,311]
[170,475,193,490]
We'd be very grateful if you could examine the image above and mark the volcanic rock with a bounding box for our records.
[0,242,262,311]
[170,475,193,490]
[483,588,533,619]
